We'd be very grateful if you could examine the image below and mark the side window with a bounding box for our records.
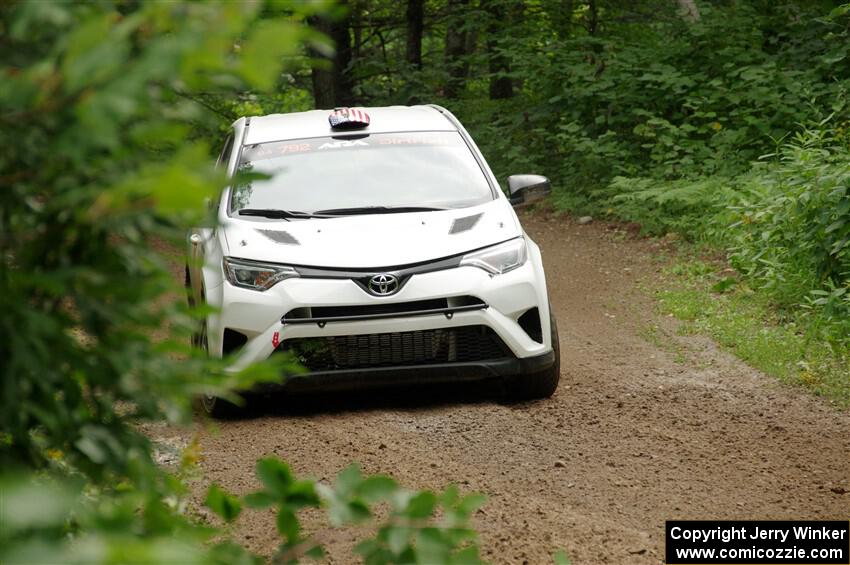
[216,134,234,169]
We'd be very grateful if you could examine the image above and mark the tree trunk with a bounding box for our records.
[444,0,469,98]
[486,0,514,100]
[309,16,336,110]
[331,7,354,107]
[309,5,354,109]
[587,0,598,36]
[406,0,424,70]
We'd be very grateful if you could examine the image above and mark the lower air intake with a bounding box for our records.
[280,326,509,371]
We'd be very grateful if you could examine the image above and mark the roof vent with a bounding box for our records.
[449,213,483,234]
[255,229,300,245]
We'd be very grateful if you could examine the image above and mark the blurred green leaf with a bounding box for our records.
[239,20,301,90]
[455,493,487,518]
[404,491,437,520]
[256,457,294,498]
[243,491,277,509]
[335,463,363,496]
[62,11,134,92]
[205,484,242,523]
[358,475,398,503]
[0,476,78,532]
[276,507,299,540]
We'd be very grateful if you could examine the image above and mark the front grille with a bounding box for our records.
[279,325,510,371]
[283,296,484,322]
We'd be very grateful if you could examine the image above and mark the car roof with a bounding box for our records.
[241,105,457,145]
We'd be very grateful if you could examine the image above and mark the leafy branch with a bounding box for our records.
[205,459,486,564]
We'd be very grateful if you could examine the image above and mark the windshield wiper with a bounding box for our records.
[314,206,447,216]
[237,208,329,220]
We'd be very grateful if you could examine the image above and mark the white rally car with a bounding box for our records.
[187,105,560,416]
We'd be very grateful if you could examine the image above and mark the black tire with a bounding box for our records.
[194,316,251,419]
[200,392,249,419]
[506,304,561,401]
[185,265,196,308]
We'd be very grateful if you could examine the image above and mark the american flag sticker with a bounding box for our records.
[328,107,370,129]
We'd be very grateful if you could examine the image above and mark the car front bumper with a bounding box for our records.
[252,350,556,393]
[207,247,553,385]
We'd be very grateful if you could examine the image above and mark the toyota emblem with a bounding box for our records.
[367,273,399,296]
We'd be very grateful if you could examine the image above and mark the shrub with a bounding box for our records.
[723,125,850,343]
[0,2,488,563]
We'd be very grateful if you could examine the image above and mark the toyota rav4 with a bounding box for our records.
[186,105,560,417]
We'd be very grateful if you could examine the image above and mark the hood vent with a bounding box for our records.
[255,229,300,245]
[449,213,483,235]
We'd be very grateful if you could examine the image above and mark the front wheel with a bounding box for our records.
[200,393,248,419]
[194,318,251,419]
[505,304,561,401]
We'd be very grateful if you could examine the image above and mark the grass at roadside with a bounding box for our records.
[653,256,849,409]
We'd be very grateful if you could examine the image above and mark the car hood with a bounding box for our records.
[220,200,521,268]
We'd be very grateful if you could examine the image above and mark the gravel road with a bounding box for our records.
[147,211,849,564]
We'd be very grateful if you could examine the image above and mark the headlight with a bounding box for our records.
[223,257,299,291]
[460,237,528,275]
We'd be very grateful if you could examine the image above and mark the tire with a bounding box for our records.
[506,304,561,401]
[194,315,251,419]
[200,392,248,419]
[185,266,194,306]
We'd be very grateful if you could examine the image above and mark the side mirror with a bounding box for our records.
[507,174,551,207]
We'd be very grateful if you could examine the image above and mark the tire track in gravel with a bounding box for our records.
[146,211,849,564]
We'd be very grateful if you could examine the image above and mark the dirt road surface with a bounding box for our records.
[147,212,849,564]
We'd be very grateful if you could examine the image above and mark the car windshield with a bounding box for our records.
[230,131,494,215]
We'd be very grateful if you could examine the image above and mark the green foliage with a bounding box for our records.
[321,465,485,564]
[436,1,850,207]
[206,484,243,524]
[723,126,850,343]
[608,123,850,345]
[1,472,226,565]
[725,128,850,283]
[0,0,317,482]
[604,175,732,236]
[1,459,487,564]
[207,462,485,564]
